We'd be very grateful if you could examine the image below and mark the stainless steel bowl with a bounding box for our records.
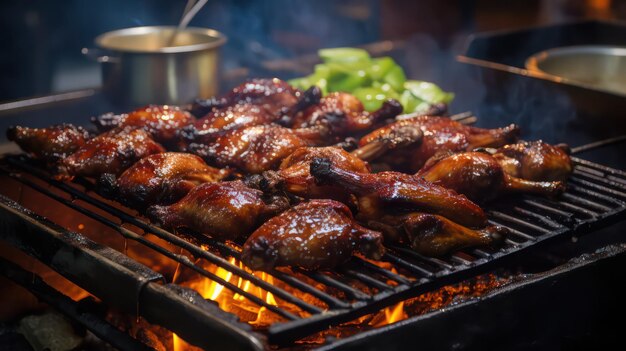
[87,26,226,107]
[525,45,626,96]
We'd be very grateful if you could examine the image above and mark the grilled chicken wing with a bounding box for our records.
[310,158,487,228]
[249,129,423,199]
[187,124,308,174]
[417,151,566,202]
[253,146,372,202]
[181,85,322,148]
[59,129,164,177]
[492,141,572,182]
[369,213,507,256]
[186,104,276,138]
[6,124,90,162]
[189,78,308,118]
[359,115,520,171]
[92,105,194,147]
[147,181,288,241]
[290,93,403,145]
[242,199,384,270]
[98,152,228,209]
[349,121,423,162]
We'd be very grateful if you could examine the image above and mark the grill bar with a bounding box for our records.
[2,157,325,316]
[2,169,300,322]
[0,194,265,351]
[0,257,153,351]
[198,237,353,309]
[1,155,625,346]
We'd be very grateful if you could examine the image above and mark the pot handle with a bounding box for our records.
[81,47,120,63]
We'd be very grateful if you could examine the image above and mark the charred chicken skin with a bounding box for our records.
[492,141,572,182]
[369,213,507,256]
[92,105,194,147]
[187,104,277,138]
[310,158,487,228]
[359,115,520,171]
[242,199,384,271]
[181,85,322,148]
[99,152,229,209]
[187,124,308,174]
[6,124,90,162]
[189,78,312,119]
[254,146,372,202]
[59,128,164,178]
[147,181,288,241]
[252,130,423,201]
[290,93,403,145]
[417,151,566,203]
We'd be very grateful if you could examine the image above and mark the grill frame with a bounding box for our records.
[1,153,626,347]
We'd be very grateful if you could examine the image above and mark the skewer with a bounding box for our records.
[570,134,626,155]
[449,111,474,121]
[397,111,477,124]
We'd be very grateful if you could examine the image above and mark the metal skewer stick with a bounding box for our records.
[571,135,626,154]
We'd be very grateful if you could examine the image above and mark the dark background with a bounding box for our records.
[1,0,623,102]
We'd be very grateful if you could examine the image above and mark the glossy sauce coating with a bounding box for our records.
[192,124,308,174]
[275,146,370,200]
[372,212,507,256]
[242,199,384,270]
[93,105,194,146]
[359,115,520,171]
[147,181,272,240]
[418,151,566,202]
[104,152,228,208]
[310,158,487,228]
[7,124,90,162]
[190,78,301,119]
[291,93,402,145]
[494,140,572,182]
[193,104,276,135]
[60,128,164,177]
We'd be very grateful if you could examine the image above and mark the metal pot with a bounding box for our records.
[525,45,626,97]
[85,26,226,107]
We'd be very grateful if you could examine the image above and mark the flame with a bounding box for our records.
[173,333,182,351]
[177,257,282,322]
[384,301,406,324]
[368,301,407,327]
[173,257,285,350]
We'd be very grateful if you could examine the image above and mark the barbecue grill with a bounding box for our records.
[1,90,625,350]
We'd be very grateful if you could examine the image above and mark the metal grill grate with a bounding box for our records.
[1,154,626,346]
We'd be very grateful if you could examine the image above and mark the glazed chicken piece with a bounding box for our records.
[147,181,288,241]
[290,92,403,145]
[250,126,423,200]
[92,105,194,147]
[417,151,566,203]
[6,124,90,162]
[242,199,384,271]
[98,152,229,209]
[187,124,308,174]
[310,158,487,228]
[181,85,322,147]
[186,104,276,140]
[368,213,507,256]
[59,128,164,178]
[359,115,520,172]
[349,121,423,162]
[492,141,572,182]
[254,146,372,202]
[189,78,311,119]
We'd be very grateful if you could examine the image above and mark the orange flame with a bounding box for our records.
[172,257,282,351]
